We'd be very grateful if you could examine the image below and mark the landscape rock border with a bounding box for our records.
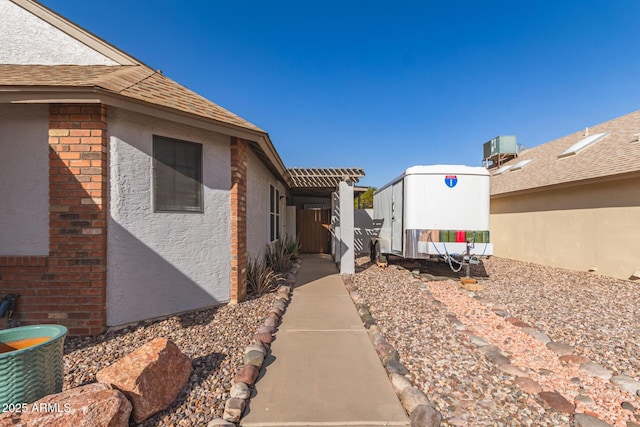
[411,269,639,427]
[215,258,301,426]
[342,274,443,427]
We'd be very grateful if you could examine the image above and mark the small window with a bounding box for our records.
[153,135,203,212]
[269,184,280,242]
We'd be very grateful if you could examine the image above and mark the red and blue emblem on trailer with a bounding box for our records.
[444,175,458,188]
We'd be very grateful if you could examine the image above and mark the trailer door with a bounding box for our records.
[391,180,403,253]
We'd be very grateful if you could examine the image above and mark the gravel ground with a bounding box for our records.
[63,292,276,426]
[353,254,640,426]
[479,257,640,380]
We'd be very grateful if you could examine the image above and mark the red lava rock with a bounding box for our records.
[0,383,131,427]
[233,364,259,385]
[253,332,273,345]
[515,377,543,394]
[538,391,576,414]
[559,354,590,364]
[504,317,531,328]
[96,337,192,423]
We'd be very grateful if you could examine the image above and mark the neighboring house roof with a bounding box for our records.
[491,109,640,196]
[0,64,264,132]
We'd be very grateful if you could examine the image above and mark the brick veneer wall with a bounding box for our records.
[0,104,108,336]
[230,137,247,304]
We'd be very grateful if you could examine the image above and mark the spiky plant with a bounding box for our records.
[266,239,293,273]
[247,258,281,296]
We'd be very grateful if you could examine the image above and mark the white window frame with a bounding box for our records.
[269,183,281,242]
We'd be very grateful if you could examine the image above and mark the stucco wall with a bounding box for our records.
[107,109,231,326]
[490,175,640,280]
[246,148,287,261]
[0,0,117,65]
[0,104,49,255]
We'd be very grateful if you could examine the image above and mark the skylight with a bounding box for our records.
[558,132,610,158]
[493,165,513,175]
[510,159,534,171]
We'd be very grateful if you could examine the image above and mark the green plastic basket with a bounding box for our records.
[0,324,68,408]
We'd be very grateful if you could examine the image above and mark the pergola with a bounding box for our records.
[287,167,365,195]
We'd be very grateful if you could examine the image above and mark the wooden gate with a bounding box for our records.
[297,209,330,253]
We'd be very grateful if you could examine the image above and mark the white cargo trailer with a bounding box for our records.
[371,165,493,264]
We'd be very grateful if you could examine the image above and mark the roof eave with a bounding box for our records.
[0,85,290,183]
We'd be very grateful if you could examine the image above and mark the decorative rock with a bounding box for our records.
[494,310,511,318]
[230,382,251,399]
[233,364,260,385]
[257,325,275,334]
[244,349,265,368]
[222,397,246,423]
[244,341,266,355]
[267,310,281,320]
[538,391,576,414]
[386,358,409,375]
[264,316,278,328]
[580,362,613,380]
[277,285,291,294]
[469,335,490,347]
[482,349,511,365]
[368,324,382,335]
[253,332,273,345]
[515,377,543,394]
[383,348,400,365]
[546,341,575,356]
[410,404,442,427]
[621,402,636,412]
[447,415,467,426]
[390,373,413,395]
[270,306,284,317]
[611,375,640,394]
[375,340,394,360]
[207,417,237,426]
[574,413,616,427]
[495,363,527,376]
[575,395,596,407]
[505,317,531,328]
[273,300,286,312]
[521,327,551,344]
[96,337,192,423]
[400,387,431,414]
[559,354,589,365]
[0,383,131,427]
[477,344,502,355]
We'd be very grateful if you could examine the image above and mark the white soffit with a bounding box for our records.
[558,132,610,158]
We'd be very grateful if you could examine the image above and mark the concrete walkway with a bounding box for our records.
[241,254,409,427]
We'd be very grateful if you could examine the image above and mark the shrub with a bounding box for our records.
[282,234,301,259]
[266,239,293,273]
[247,258,281,296]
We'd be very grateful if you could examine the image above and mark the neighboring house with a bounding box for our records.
[490,110,640,281]
[0,0,306,335]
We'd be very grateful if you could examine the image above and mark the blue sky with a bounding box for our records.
[42,0,640,187]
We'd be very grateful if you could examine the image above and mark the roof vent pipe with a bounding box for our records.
[584,127,589,136]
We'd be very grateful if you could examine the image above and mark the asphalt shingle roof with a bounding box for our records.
[490,109,640,196]
[0,64,264,133]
